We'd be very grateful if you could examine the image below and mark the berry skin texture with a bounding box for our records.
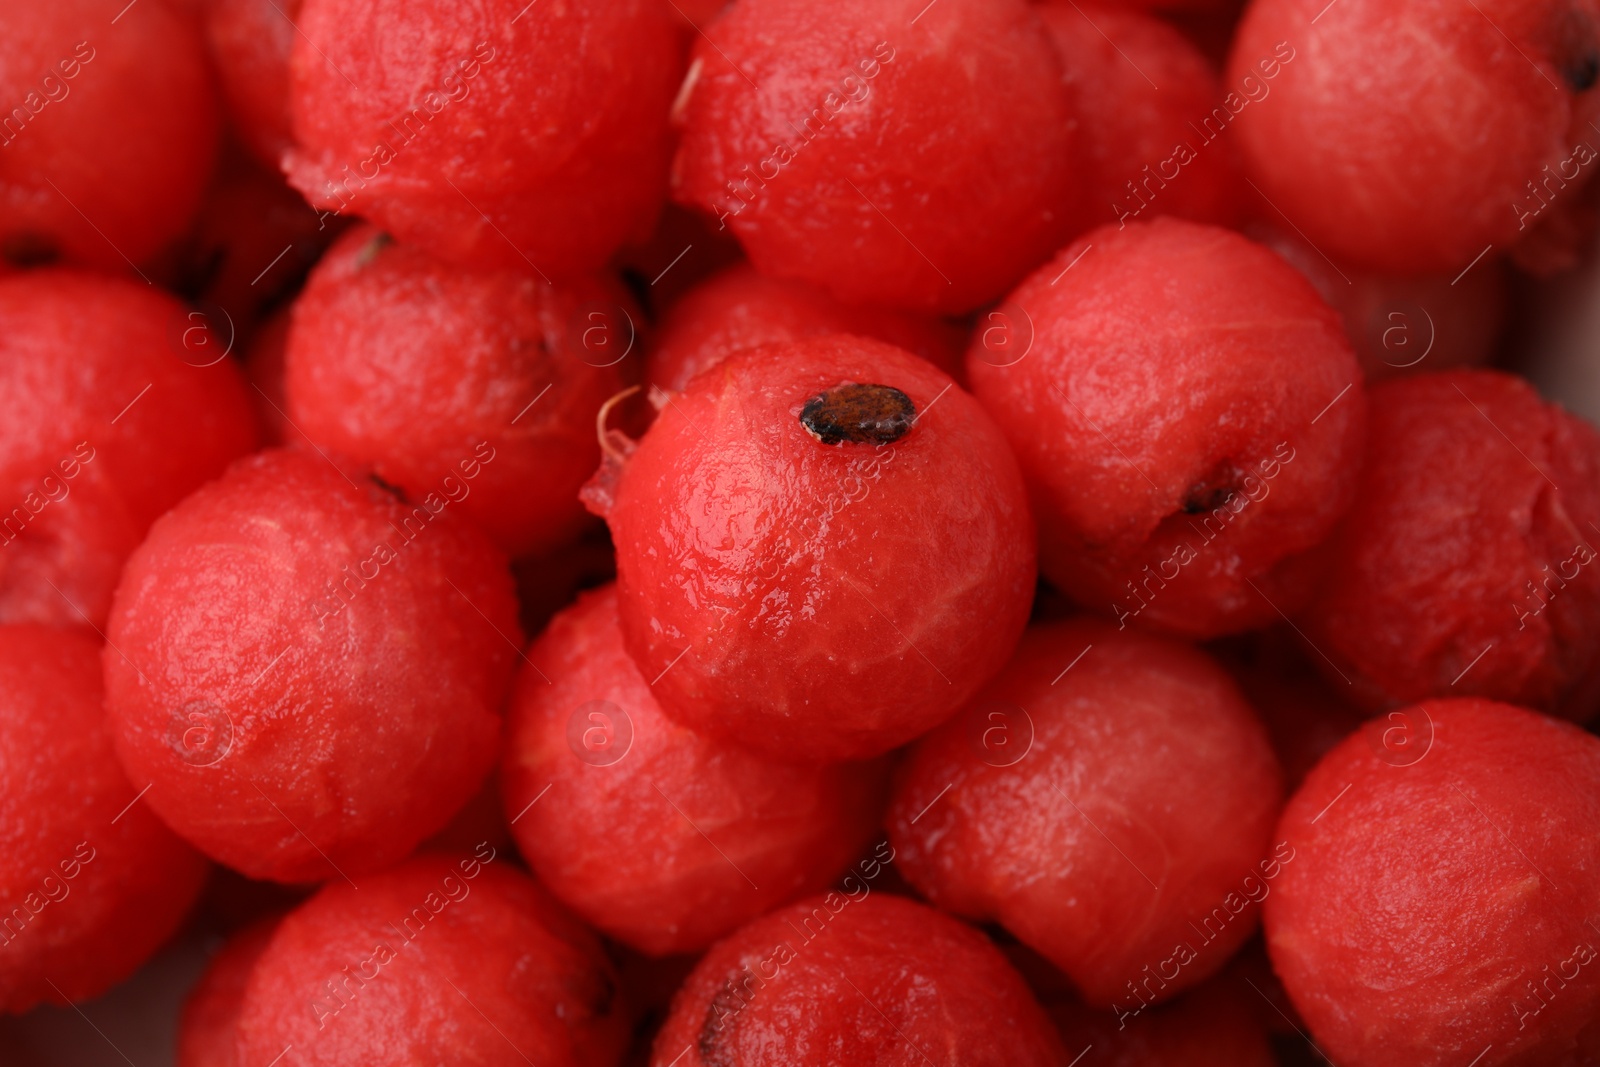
[235,855,628,1067]
[1265,699,1600,1067]
[0,269,258,628]
[887,619,1284,1010]
[0,0,219,270]
[651,892,1067,1067]
[284,0,681,277]
[0,625,209,1013]
[1301,370,1600,718]
[671,0,1079,314]
[1228,0,1600,274]
[593,334,1036,764]
[1040,2,1245,233]
[103,448,522,883]
[501,585,887,956]
[285,224,632,559]
[202,0,299,169]
[646,262,964,392]
[176,916,280,1067]
[967,218,1366,638]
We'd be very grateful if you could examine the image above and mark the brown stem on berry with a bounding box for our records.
[800,383,916,445]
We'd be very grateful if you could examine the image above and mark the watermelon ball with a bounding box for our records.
[284,0,681,277]
[1266,699,1600,1067]
[1301,370,1600,719]
[177,916,281,1067]
[966,218,1366,638]
[103,448,521,883]
[1253,222,1507,382]
[1040,1,1244,233]
[1046,977,1278,1067]
[0,269,258,628]
[670,0,1079,314]
[887,618,1283,1009]
[202,0,299,169]
[501,584,887,956]
[0,625,209,1013]
[1229,0,1600,274]
[651,893,1067,1066]
[0,0,219,270]
[646,262,964,392]
[285,224,634,559]
[236,855,628,1067]
[591,334,1035,764]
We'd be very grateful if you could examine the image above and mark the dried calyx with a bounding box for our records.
[800,383,915,445]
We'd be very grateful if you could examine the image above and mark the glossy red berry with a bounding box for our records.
[888,618,1283,1009]
[501,585,886,955]
[1266,699,1600,1067]
[104,448,521,882]
[592,334,1035,763]
[0,625,209,1013]
[967,218,1365,637]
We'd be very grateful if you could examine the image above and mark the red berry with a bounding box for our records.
[0,625,208,1013]
[285,0,681,277]
[1265,699,1600,1067]
[1040,1,1245,233]
[966,218,1366,637]
[501,585,887,956]
[646,262,964,392]
[0,269,257,628]
[177,916,280,1067]
[887,619,1283,1009]
[103,448,521,882]
[285,224,633,558]
[670,0,1078,314]
[202,0,298,169]
[235,855,628,1067]
[1229,0,1600,273]
[0,0,219,269]
[592,334,1035,763]
[651,892,1067,1066]
[1301,369,1600,718]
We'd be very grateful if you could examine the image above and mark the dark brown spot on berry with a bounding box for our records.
[355,231,393,267]
[2,231,59,267]
[800,383,915,445]
[1182,462,1244,514]
[1555,8,1600,90]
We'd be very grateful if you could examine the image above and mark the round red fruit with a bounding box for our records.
[967,218,1365,637]
[285,224,633,559]
[501,585,887,956]
[888,618,1283,1008]
[103,448,521,882]
[1266,699,1600,1067]
[593,334,1036,763]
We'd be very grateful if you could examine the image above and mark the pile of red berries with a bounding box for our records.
[3,1,1600,1065]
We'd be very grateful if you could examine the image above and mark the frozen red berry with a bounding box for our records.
[1040,1,1244,233]
[1301,370,1600,718]
[967,218,1365,637]
[103,448,521,883]
[501,585,887,956]
[285,224,634,558]
[1253,223,1507,382]
[0,269,257,628]
[888,618,1283,1009]
[0,625,209,1013]
[651,893,1066,1066]
[1229,0,1600,273]
[236,854,628,1067]
[285,0,681,277]
[646,262,963,392]
[671,0,1078,314]
[203,0,298,168]
[591,334,1035,763]
[0,0,219,269]
[177,916,280,1067]
[1266,699,1600,1067]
